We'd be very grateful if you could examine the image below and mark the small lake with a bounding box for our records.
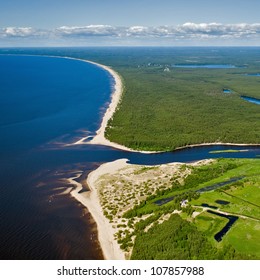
[172,64,237,69]
[215,200,230,205]
[241,96,260,105]
[244,73,260,77]
[201,203,218,209]
[197,177,244,193]
[223,89,232,93]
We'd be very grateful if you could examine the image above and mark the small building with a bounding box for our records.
[180,199,188,208]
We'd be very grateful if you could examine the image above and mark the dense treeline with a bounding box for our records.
[105,62,260,151]
[100,49,260,151]
[131,214,253,260]
[182,160,238,189]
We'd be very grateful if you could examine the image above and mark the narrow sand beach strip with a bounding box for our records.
[70,159,129,260]
[68,59,157,154]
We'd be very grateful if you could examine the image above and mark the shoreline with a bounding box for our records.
[70,58,260,152]
[9,54,259,153]
[69,57,157,154]
[70,159,129,260]
[74,157,215,260]
[173,142,260,152]
[67,57,260,153]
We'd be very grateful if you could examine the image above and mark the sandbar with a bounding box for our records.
[70,159,129,260]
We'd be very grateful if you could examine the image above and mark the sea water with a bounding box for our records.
[0,55,113,259]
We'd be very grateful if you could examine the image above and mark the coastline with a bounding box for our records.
[70,159,128,260]
[69,58,260,153]
[174,142,260,151]
[3,54,259,153]
[69,58,157,154]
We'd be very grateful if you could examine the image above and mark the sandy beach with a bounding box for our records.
[69,158,215,260]
[70,159,129,260]
[69,59,157,154]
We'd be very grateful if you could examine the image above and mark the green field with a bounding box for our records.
[222,219,260,258]
[127,159,260,259]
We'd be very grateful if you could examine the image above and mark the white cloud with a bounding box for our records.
[177,22,260,39]
[1,23,260,45]
[2,27,35,37]
[55,25,118,37]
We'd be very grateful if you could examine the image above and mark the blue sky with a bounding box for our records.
[1,0,260,46]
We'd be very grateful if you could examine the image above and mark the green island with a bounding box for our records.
[209,149,248,154]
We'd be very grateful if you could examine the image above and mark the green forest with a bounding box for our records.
[105,61,260,151]
[131,214,249,260]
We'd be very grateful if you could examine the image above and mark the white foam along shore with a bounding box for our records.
[70,159,129,260]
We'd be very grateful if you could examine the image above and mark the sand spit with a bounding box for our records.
[70,159,129,260]
[74,158,213,259]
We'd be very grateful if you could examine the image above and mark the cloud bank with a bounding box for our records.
[1,23,260,45]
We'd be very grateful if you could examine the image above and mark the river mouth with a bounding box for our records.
[0,51,259,260]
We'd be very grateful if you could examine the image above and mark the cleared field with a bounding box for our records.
[222,219,260,258]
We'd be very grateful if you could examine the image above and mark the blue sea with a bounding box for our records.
[0,52,259,260]
[0,55,116,259]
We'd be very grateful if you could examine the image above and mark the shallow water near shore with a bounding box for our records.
[0,54,259,260]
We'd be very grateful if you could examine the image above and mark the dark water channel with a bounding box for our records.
[207,210,239,242]
[154,176,244,206]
